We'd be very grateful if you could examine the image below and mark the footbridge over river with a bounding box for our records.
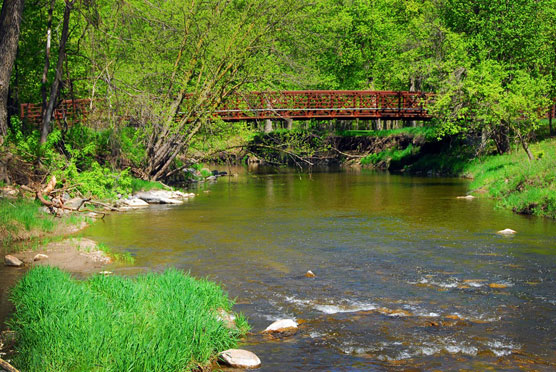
[20,90,436,126]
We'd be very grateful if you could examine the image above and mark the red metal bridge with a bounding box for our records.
[20,90,436,125]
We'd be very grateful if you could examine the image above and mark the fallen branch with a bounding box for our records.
[0,358,20,372]
[331,147,369,159]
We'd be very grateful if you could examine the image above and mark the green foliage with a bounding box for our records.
[337,126,437,141]
[465,138,556,218]
[9,267,248,372]
[57,162,132,200]
[361,144,418,166]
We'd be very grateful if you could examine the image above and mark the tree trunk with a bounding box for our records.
[549,105,554,136]
[41,0,55,117]
[40,0,73,145]
[0,0,25,143]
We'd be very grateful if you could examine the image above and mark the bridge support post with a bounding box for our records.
[264,119,273,133]
[285,118,293,130]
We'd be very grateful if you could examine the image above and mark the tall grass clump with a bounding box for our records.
[9,267,249,372]
[0,198,56,247]
[465,138,556,218]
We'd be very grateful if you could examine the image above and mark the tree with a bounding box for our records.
[0,0,25,143]
[86,0,304,180]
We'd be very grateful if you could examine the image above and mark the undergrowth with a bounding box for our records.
[9,267,249,372]
[465,138,556,218]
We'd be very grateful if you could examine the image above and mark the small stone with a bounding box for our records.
[33,253,49,261]
[4,255,23,267]
[305,270,316,278]
[497,228,516,235]
[218,349,261,369]
[99,271,113,275]
[263,319,298,334]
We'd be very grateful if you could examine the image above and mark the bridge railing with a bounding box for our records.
[214,90,436,121]
[20,90,439,126]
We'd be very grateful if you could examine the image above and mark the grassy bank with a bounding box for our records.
[464,138,556,218]
[0,198,86,250]
[8,267,247,372]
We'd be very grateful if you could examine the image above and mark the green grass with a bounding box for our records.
[361,144,419,166]
[129,177,168,193]
[464,138,556,218]
[8,267,249,372]
[96,242,135,263]
[0,198,56,247]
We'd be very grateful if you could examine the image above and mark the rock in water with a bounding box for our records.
[4,255,23,267]
[218,349,261,369]
[263,319,298,334]
[33,254,49,261]
[456,195,475,200]
[305,270,316,278]
[497,228,516,235]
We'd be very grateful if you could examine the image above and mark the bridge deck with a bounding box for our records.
[20,90,435,125]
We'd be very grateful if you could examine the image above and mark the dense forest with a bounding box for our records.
[0,0,555,195]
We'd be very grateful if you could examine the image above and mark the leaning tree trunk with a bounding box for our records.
[0,0,25,143]
[40,0,73,145]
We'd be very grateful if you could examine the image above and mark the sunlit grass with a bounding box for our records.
[465,138,556,218]
[9,267,249,372]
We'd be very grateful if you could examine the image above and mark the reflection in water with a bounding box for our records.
[14,167,556,370]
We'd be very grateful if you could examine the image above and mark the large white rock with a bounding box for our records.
[219,349,261,369]
[4,255,23,267]
[456,195,475,200]
[264,319,298,333]
[121,198,149,207]
[497,228,517,235]
[135,190,185,205]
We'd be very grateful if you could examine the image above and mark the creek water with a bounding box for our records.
[5,167,556,370]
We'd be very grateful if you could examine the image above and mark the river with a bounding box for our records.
[7,167,556,370]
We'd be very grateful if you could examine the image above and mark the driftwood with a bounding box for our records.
[0,357,20,372]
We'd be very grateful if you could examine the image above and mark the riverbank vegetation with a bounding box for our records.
[0,0,553,220]
[8,267,247,371]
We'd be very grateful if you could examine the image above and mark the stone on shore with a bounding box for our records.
[497,228,516,235]
[263,319,298,334]
[218,349,261,369]
[65,197,87,209]
[121,198,149,208]
[33,253,49,261]
[135,190,185,205]
[4,255,23,267]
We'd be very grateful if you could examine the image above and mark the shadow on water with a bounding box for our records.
[4,166,556,370]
